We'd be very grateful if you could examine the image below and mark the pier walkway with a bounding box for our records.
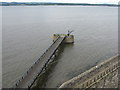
[14,36,66,88]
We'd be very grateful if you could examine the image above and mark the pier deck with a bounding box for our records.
[14,36,66,88]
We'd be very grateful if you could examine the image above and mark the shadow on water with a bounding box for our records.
[32,43,74,88]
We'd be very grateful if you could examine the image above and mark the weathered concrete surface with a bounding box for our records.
[91,69,118,88]
[53,34,74,43]
[59,55,119,89]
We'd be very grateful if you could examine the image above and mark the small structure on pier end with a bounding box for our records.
[53,30,74,43]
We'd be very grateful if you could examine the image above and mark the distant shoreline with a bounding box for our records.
[0,2,119,7]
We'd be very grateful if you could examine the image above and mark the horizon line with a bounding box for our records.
[1,2,119,5]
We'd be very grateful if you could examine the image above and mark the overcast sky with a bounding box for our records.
[1,0,119,4]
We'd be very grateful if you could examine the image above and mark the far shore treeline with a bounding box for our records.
[0,2,119,7]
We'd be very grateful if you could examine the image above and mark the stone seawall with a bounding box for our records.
[91,69,118,88]
[59,55,120,89]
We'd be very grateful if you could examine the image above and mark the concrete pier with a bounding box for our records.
[13,36,66,88]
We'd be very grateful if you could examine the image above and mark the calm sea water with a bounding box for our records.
[2,6,118,88]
